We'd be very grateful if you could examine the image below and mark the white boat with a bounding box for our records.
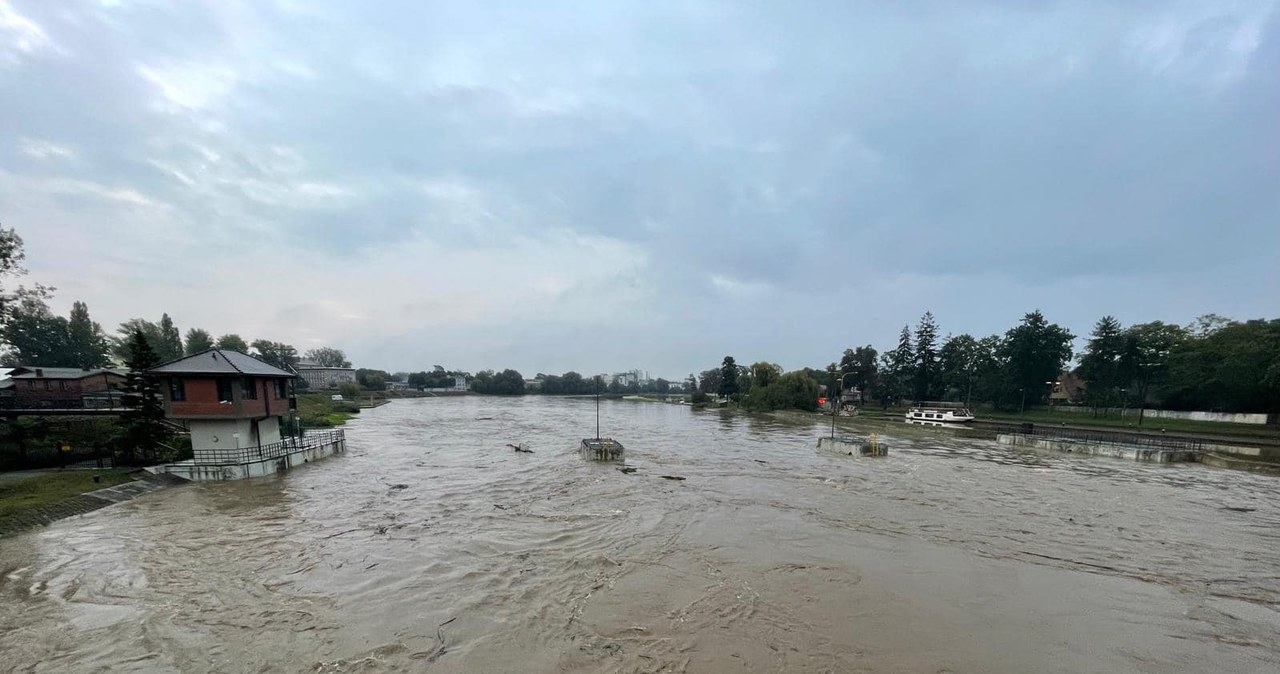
[904,403,975,423]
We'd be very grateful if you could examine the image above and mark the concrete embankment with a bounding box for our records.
[997,434,1200,463]
[0,472,188,537]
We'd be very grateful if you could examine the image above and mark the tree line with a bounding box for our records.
[816,310,1278,414]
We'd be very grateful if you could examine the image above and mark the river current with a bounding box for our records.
[2,397,1278,672]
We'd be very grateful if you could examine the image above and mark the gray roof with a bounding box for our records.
[148,348,296,378]
[10,367,127,379]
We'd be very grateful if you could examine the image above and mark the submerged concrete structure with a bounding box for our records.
[997,434,1198,463]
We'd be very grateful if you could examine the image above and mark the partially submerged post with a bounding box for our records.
[581,376,624,461]
[817,432,888,457]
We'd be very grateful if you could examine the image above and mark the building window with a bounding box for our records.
[217,379,234,403]
[58,381,67,391]
[273,379,287,399]
[44,381,51,390]
[242,378,257,400]
[169,378,186,402]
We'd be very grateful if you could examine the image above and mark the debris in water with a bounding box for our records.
[508,443,534,453]
[753,459,769,464]
[1223,506,1256,513]
[659,475,686,481]
[439,617,457,627]
[493,504,509,510]
[388,484,409,490]
[617,466,638,474]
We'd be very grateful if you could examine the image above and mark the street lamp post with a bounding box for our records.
[831,372,857,440]
[1119,388,1128,422]
[1045,381,1058,412]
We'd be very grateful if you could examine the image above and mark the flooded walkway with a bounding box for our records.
[2,397,1278,672]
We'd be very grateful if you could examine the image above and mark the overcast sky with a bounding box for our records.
[2,0,1277,378]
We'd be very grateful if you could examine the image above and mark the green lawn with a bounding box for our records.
[0,470,135,519]
[294,393,360,429]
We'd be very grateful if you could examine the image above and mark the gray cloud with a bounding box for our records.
[2,0,1277,376]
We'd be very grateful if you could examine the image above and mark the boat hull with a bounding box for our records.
[904,412,974,423]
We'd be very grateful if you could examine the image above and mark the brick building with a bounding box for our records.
[0,367,127,409]
[148,348,296,455]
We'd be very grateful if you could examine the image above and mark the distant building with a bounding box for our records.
[1,366,127,409]
[1049,370,1086,404]
[294,358,357,390]
[611,369,650,387]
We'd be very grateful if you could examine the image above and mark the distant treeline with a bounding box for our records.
[682,310,1278,415]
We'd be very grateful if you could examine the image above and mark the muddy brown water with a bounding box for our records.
[2,397,1278,673]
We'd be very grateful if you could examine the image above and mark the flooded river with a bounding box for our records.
[2,397,1279,672]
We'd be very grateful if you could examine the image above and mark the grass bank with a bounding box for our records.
[0,470,135,520]
[295,393,362,429]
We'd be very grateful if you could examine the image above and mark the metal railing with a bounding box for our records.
[0,392,133,410]
[192,429,345,465]
[998,423,1205,453]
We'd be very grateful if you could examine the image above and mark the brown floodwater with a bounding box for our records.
[2,397,1278,673]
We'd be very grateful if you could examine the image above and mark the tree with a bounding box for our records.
[0,226,26,290]
[184,328,214,354]
[356,368,391,390]
[471,369,525,394]
[654,378,671,394]
[879,326,915,404]
[698,368,721,395]
[64,301,111,369]
[216,333,249,352]
[250,339,299,371]
[939,334,996,406]
[1123,321,1187,410]
[741,370,820,412]
[1188,314,1232,338]
[113,318,164,362]
[1078,316,1126,414]
[120,330,169,464]
[913,312,941,401]
[1,290,70,366]
[157,313,183,361]
[718,356,740,398]
[305,347,351,368]
[997,310,1074,410]
[749,362,783,389]
[407,371,428,388]
[838,346,878,397]
[1163,319,1278,413]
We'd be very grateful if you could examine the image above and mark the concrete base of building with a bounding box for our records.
[151,437,346,481]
